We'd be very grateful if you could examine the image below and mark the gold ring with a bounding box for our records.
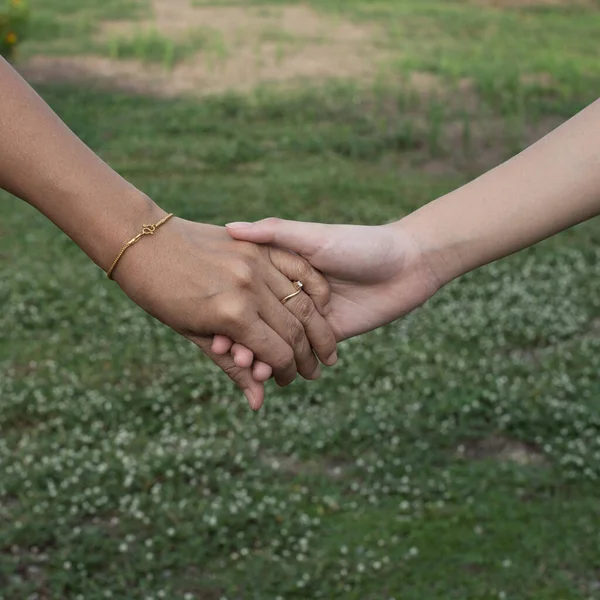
[281,281,303,304]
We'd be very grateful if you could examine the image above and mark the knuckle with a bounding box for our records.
[206,351,244,379]
[262,217,282,228]
[274,348,294,370]
[309,272,330,300]
[292,258,329,300]
[220,298,250,327]
[231,259,255,289]
[222,362,243,378]
[289,320,307,347]
[324,331,337,353]
[291,254,312,279]
[240,242,261,259]
[291,294,316,322]
[314,276,330,298]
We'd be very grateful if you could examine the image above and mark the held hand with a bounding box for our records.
[224,218,442,342]
[195,338,273,410]
[112,217,337,410]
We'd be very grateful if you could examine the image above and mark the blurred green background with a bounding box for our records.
[1,1,600,598]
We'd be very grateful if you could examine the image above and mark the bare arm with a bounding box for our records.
[227,99,600,347]
[0,58,338,410]
[402,98,600,286]
[0,56,160,269]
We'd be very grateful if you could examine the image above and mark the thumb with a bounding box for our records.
[226,218,328,259]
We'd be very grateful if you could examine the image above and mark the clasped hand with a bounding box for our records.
[213,218,442,408]
[112,218,339,410]
[115,216,441,412]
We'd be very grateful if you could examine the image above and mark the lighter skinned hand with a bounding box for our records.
[113,218,337,410]
[212,218,441,376]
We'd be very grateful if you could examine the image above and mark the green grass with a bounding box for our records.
[2,1,600,599]
[1,81,599,600]
[106,27,226,70]
[21,0,151,58]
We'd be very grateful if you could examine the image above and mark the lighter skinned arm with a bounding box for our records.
[402,98,600,286]
[225,98,600,367]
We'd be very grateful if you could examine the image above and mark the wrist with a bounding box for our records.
[390,200,467,291]
[75,189,167,273]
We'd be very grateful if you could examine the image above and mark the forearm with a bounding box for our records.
[0,57,164,271]
[402,99,600,286]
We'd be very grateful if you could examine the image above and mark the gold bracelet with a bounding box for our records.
[106,213,174,280]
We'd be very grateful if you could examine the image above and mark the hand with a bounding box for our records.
[216,218,442,371]
[112,217,338,410]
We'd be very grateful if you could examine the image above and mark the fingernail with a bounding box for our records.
[226,222,252,228]
[326,351,338,366]
[310,364,322,380]
[244,389,258,411]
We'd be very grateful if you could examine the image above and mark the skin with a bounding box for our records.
[222,98,600,389]
[0,57,338,412]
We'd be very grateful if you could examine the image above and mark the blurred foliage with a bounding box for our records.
[0,0,28,60]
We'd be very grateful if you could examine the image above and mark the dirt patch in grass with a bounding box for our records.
[457,435,548,466]
[19,0,389,96]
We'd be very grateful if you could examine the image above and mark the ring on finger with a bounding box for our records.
[281,280,303,305]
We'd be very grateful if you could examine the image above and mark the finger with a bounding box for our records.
[267,256,338,366]
[226,218,330,261]
[259,288,321,383]
[214,337,270,381]
[193,336,266,411]
[268,246,331,315]
[231,343,254,369]
[252,360,273,382]
[269,248,338,367]
[283,290,337,366]
[212,335,234,355]
[224,315,298,387]
[226,341,272,379]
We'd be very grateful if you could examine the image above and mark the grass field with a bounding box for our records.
[1,1,600,598]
